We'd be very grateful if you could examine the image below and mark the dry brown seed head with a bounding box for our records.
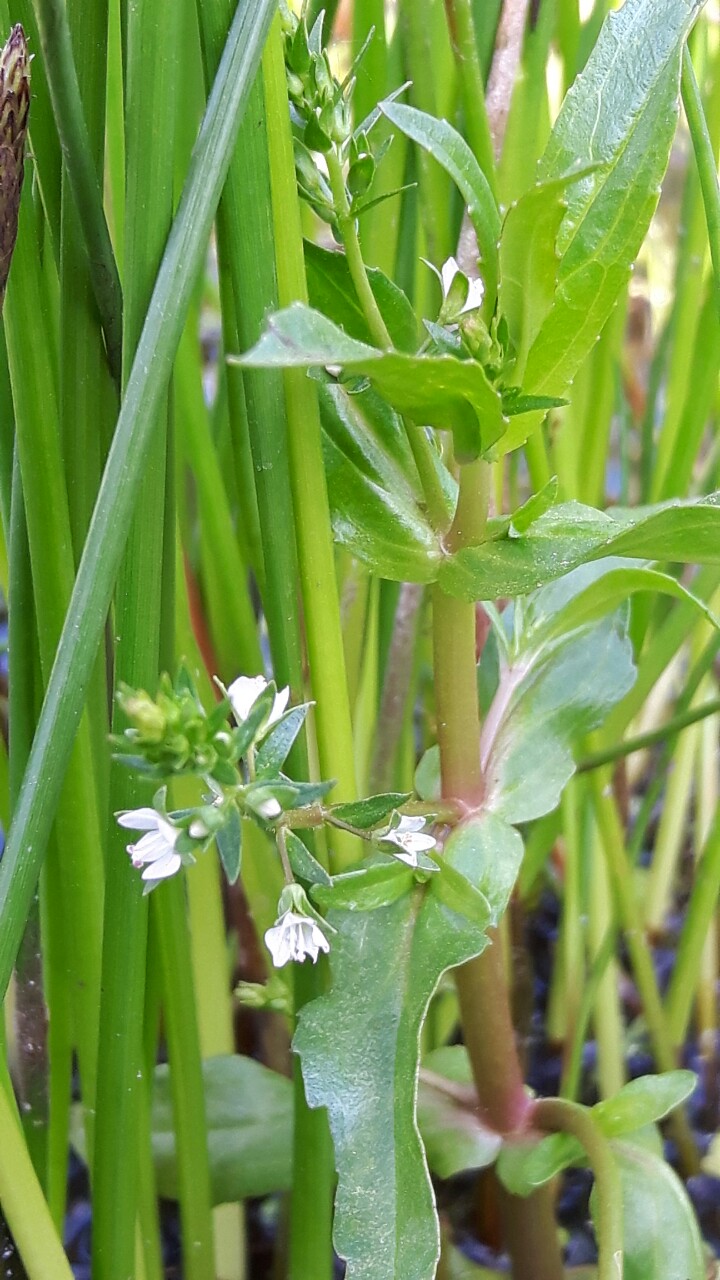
[0,24,30,305]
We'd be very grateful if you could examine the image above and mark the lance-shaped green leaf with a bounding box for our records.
[255,704,312,776]
[317,377,445,581]
[380,101,500,312]
[327,792,412,829]
[215,806,242,884]
[505,0,707,457]
[498,175,578,377]
[294,816,516,1280]
[284,829,332,888]
[234,302,505,461]
[440,495,720,602]
[538,564,719,641]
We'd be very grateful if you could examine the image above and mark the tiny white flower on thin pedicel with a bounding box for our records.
[440,256,484,315]
[264,910,331,968]
[116,807,185,888]
[227,674,289,728]
[379,814,437,868]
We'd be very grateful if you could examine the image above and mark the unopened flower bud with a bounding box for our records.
[121,691,167,742]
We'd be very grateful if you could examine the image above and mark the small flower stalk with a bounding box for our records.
[0,24,30,306]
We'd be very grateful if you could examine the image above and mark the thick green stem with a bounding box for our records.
[432,587,483,808]
[533,1098,623,1280]
[433,461,563,1280]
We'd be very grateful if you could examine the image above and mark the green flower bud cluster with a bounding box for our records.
[281,3,351,153]
[279,3,380,228]
[114,670,237,783]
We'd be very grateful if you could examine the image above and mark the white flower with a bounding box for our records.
[440,256,484,315]
[379,815,437,868]
[227,674,289,728]
[116,807,185,888]
[264,910,331,968]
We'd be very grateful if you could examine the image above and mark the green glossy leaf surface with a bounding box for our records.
[481,609,635,825]
[317,378,443,581]
[305,240,418,353]
[328,792,412,829]
[539,564,719,641]
[509,477,559,534]
[498,177,571,373]
[295,832,502,1280]
[414,744,441,803]
[441,814,523,926]
[441,496,720,601]
[311,861,415,912]
[236,303,505,461]
[520,0,705,422]
[284,829,332,887]
[255,704,311,776]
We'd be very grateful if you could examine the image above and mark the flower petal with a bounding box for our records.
[228,674,268,722]
[463,277,484,313]
[129,831,171,865]
[116,807,160,832]
[441,256,460,296]
[392,848,419,868]
[394,815,427,833]
[141,851,182,881]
